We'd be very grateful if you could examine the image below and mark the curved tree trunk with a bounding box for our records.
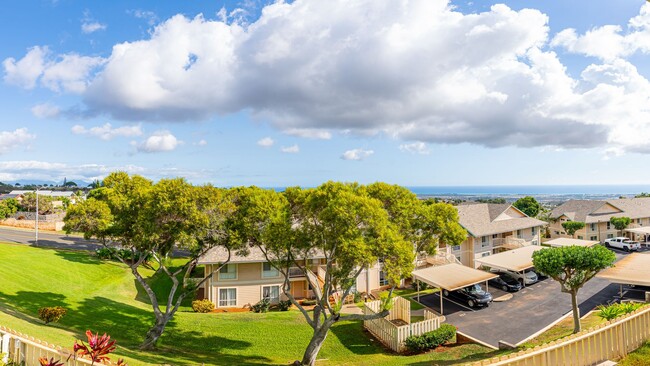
[300,321,333,366]
[570,291,581,334]
[141,316,169,350]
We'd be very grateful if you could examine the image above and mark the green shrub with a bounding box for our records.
[277,300,292,311]
[38,306,67,324]
[95,247,116,259]
[252,298,271,313]
[301,299,317,306]
[192,299,215,313]
[404,324,456,353]
[411,281,430,291]
[353,291,362,303]
[597,302,644,321]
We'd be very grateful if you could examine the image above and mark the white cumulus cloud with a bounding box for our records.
[31,103,61,119]
[82,22,107,34]
[71,123,144,140]
[280,144,299,153]
[257,137,274,147]
[0,128,36,154]
[137,130,181,153]
[5,1,650,154]
[341,149,374,161]
[399,142,430,155]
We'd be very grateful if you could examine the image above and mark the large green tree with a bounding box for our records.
[364,183,466,261]
[0,198,19,218]
[20,192,54,214]
[229,183,414,366]
[562,221,585,238]
[64,172,238,349]
[513,196,542,218]
[532,246,616,333]
[610,217,632,236]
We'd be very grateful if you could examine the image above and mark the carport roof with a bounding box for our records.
[597,253,650,287]
[543,238,599,248]
[625,226,650,235]
[412,263,497,291]
[474,245,543,272]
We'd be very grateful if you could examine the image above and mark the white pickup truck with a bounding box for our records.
[604,237,641,252]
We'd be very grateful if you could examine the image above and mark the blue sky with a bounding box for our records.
[1,0,649,187]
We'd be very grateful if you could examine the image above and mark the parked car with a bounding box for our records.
[488,272,523,292]
[494,268,538,285]
[605,237,640,252]
[442,284,493,308]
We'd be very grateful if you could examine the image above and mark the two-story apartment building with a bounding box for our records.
[198,246,387,308]
[439,203,545,268]
[549,198,650,242]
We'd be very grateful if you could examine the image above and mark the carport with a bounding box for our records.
[543,238,599,248]
[412,263,497,315]
[624,226,650,244]
[474,245,543,287]
[597,253,650,299]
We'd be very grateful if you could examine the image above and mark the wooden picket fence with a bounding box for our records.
[363,296,442,352]
[467,305,650,366]
[0,326,96,366]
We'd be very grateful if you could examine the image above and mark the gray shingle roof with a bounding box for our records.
[456,203,545,237]
[198,245,325,264]
[551,198,650,223]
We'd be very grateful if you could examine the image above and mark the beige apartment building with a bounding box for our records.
[198,246,386,308]
[436,203,545,268]
[549,198,650,242]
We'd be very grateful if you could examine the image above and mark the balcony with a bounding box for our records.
[493,236,528,249]
[288,267,305,278]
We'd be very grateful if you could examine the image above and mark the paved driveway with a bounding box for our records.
[419,249,634,348]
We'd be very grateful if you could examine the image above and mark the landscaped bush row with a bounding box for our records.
[597,302,644,321]
[404,324,456,353]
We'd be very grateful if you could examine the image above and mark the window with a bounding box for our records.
[554,231,560,235]
[455,255,462,262]
[218,264,237,280]
[607,233,614,239]
[481,251,491,257]
[532,227,537,236]
[379,271,389,286]
[481,236,490,248]
[590,236,598,241]
[590,223,596,232]
[607,222,611,230]
[262,285,280,303]
[492,234,498,239]
[262,262,279,278]
[577,236,584,239]
[218,288,236,307]
[516,230,522,238]
[452,245,461,252]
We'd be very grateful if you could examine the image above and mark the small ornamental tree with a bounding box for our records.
[229,183,414,366]
[64,172,239,349]
[532,246,616,333]
[610,217,631,236]
[513,196,542,218]
[561,221,585,238]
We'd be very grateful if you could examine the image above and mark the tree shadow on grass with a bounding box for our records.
[329,320,390,356]
[70,296,269,365]
[50,248,107,265]
[0,291,69,327]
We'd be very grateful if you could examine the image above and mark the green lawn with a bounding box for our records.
[619,341,650,365]
[519,312,606,349]
[0,243,500,365]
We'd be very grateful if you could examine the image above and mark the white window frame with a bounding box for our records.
[261,262,280,278]
[481,236,490,248]
[479,251,491,258]
[607,222,611,230]
[218,263,238,281]
[590,223,596,232]
[451,245,461,252]
[590,236,598,241]
[379,270,389,286]
[218,287,237,307]
[262,285,281,303]
[516,229,522,238]
[532,227,537,236]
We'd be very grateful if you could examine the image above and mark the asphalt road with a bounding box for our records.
[419,249,632,348]
[0,226,102,251]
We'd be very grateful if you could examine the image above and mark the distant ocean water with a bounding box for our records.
[405,185,650,196]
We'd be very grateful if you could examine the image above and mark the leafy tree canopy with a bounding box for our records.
[513,196,542,218]
[561,221,585,238]
[610,216,631,233]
